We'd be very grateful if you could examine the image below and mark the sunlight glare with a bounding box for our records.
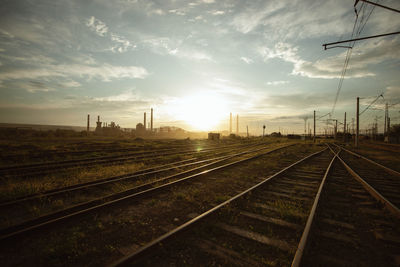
[172,92,228,131]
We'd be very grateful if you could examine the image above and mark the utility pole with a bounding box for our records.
[313,110,316,143]
[356,97,359,147]
[334,120,337,140]
[246,125,249,138]
[87,114,90,133]
[343,112,346,142]
[144,112,146,130]
[229,113,232,134]
[236,114,239,136]
[151,108,153,132]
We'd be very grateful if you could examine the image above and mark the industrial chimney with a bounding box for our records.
[87,114,90,132]
[230,113,232,134]
[151,108,153,132]
[144,112,147,130]
[236,114,239,135]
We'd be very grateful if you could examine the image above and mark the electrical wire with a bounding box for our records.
[359,93,384,116]
[330,6,361,116]
[330,1,379,116]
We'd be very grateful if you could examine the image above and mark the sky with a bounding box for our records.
[0,0,399,134]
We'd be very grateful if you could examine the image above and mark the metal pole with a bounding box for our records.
[323,31,400,50]
[236,114,239,135]
[87,114,90,132]
[356,97,359,147]
[343,112,346,142]
[313,110,316,142]
[334,120,337,140]
[144,112,146,130]
[229,113,232,134]
[151,108,153,132]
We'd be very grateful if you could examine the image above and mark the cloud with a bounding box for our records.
[59,80,81,88]
[0,63,149,83]
[202,0,215,3]
[93,90,139,102]
[240,57,253,64]
[25,81,56,93]
[385,86,400,102]
[85,16,134,53]
[260,38,400,79]
[110,33,135,53]
[86,16,108,36]
[142,37,213,61]
[266,80,289,86]
[210,10,224,15]
[231,1,285,34]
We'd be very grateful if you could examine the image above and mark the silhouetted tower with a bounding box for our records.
[151,108,153,132]
[144,112,147,130]
[236,114,239,135]
[96,115,102,128]
[229,113,232,133]
[87,114,90,132]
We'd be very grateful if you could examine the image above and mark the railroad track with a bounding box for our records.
[1,140,239,165]
[0,141,262,177]
[110,148,332,266]
[0,142,283,229]
[110,144,400,266]
[301,150,400,266]
[332,143,400,210]
[0,142,295,241]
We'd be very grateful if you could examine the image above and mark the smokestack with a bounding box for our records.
[87,114,90,132]
[230,113,232,133]
[151,108,153,132]
[144,112,146,130]
[236,114,239,135]
[97,115,100,122]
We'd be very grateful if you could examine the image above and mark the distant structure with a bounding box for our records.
[95,115,102,133]
[94,115,121,136]
[136,123,145,135]
[230,113,232,133]
[144,112,146,130]
[151,108,153,132]
[87,114,90,132]
[236,114,239,135]
[208,132,220,140]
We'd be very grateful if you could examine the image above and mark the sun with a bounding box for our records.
[172,92,229,131]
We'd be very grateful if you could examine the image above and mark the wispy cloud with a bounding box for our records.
[266,80,289,86]
[240,56,253,64]
[0,63,149,83]
[259,38,400,79]
[86,16,108,36]
[86,16,134,53]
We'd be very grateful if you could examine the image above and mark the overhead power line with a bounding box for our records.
[359,93,384,116]
[323,31,400,50]
[355,0,400,13]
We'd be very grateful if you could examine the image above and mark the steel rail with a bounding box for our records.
[0,142,263,178]
[0,144,295,240]
[109,148,327,267]
[291,146,337,267]
[0,143,270,207]
[0,141,255,173]
[333,143,400,177]
[334,148,400,219]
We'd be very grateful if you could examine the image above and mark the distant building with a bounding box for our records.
[208,132,220,140]
[136,123,146,135]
